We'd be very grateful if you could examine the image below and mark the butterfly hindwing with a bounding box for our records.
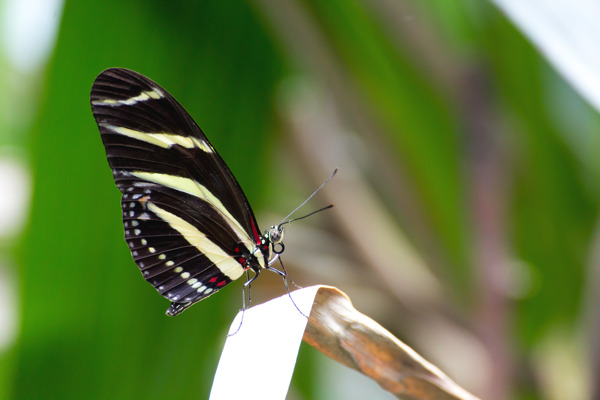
[121,184,233,307]
[91,68,266,315]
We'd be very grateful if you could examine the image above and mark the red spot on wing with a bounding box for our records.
[217,280,227,287]
[209,277,218,283]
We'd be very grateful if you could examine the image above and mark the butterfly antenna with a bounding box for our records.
[280,204,334,228]
[279,168,338,226]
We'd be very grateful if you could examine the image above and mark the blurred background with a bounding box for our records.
[1,0,599,399]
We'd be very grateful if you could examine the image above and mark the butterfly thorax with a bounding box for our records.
[231,232,278,272]
[239,225,285,272]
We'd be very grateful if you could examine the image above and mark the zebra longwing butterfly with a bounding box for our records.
[90,68,287,316]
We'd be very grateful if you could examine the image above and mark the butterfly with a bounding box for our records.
[90,68,290,316]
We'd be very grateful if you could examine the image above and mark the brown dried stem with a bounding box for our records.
[303,286,480,400]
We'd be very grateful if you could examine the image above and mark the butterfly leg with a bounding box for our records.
[244,267,261,286]
[266,260,308,319]
[228,270,255,337]
[243,268,262,308]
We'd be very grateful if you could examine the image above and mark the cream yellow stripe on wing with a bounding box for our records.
[131,171,251,247]
[100,124,213,152]
[92,89,164,106]
[146,202,244,280]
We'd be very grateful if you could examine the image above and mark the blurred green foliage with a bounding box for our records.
[14,1,285,399]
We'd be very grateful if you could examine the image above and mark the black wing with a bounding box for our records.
[90,68,263,315]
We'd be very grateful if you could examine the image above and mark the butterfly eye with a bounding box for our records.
[268,225,284,244]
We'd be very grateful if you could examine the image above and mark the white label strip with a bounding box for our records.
[210,286,320,400]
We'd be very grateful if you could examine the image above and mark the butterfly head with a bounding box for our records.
[264,225,285,257]
[267,225,284,244]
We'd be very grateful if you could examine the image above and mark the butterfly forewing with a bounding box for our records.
[91,68,264,315]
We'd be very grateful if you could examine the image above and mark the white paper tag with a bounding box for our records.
[209,286,321,400]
